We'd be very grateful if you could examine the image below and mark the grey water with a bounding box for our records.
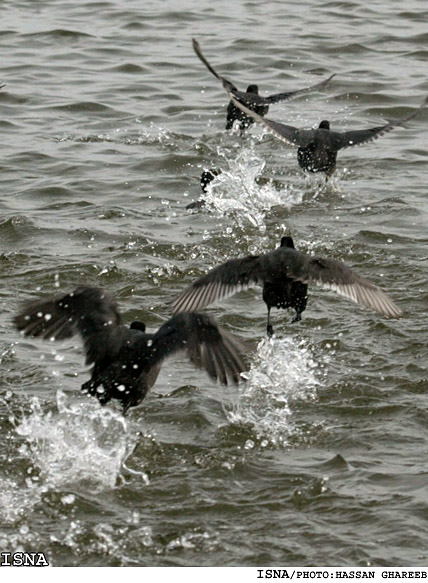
[0,0,427,567]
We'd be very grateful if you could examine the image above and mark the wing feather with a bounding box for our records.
[148,313,248,386]
[14,286,126,366]
[171,256,262,314]
[229,94,315,147]
[281,252,402,318]
[265,74,335,104]
[334,96,428,150]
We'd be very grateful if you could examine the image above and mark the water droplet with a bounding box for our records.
[244,439,255,450]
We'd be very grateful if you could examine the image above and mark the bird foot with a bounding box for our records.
[267,324,274,337]
[291,313,302,323]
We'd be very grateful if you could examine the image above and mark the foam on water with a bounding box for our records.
[227,336,321,446]
[201,144,303,230]
[13,391,140,493]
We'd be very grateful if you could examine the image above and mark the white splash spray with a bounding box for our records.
[202,145,303,230]
[227,336,321,446]
[13,391,141,492]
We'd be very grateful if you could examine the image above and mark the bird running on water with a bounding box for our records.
[229,93,428,178]
[192,38,335,131]
[171,236,403,336]
[14,286,247,412]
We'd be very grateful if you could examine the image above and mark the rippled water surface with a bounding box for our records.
[1,0,427,567]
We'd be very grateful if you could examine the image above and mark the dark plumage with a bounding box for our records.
[192,38,335,131]
[14,286,247,412]
[229,94,428,177]
[186,168,222,210]
[171,236,403,336]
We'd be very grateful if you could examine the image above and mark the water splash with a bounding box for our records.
[0,476,44,524]
[202,145,303,230]
[131,123,180,148]
[56,122,182,149]
[14,391,139,492]
[227,336,320,446]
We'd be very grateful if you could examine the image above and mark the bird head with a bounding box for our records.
[319,120,330,129]
[246,84,259,94]
[280,236,295,249]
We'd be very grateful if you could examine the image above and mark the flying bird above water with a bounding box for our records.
[229,93,428,178]
[192,38,335,131]
[14,286,247,412]
[171,236,403,336]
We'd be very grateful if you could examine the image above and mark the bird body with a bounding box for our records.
[171,237,402,336]
[296,123,340,176]
[80,326,163,409]
[14,286,247,412]
[225,85,268,130]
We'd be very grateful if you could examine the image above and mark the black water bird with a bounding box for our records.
[14,286,247,412]
[186,168,222,210]
[192,38,335,131]
[171,236,403,336]
[229,93,428,178]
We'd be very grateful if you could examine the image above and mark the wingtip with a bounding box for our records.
[317,73,336,89]
[387,305,404,319]
[192,37,202,56]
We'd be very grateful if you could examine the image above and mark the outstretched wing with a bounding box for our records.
[171,256,263,314]
[264,73,335,104]
[229,94,315,147]
[192,38,236,93]
[272,248,402,318]
[333,95,428,150]
[148,312,248,385]
[14,286,126,366]
[172,245,402,319]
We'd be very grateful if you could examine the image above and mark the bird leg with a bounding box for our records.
[266,308,274,337]
[291,311,302,323]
